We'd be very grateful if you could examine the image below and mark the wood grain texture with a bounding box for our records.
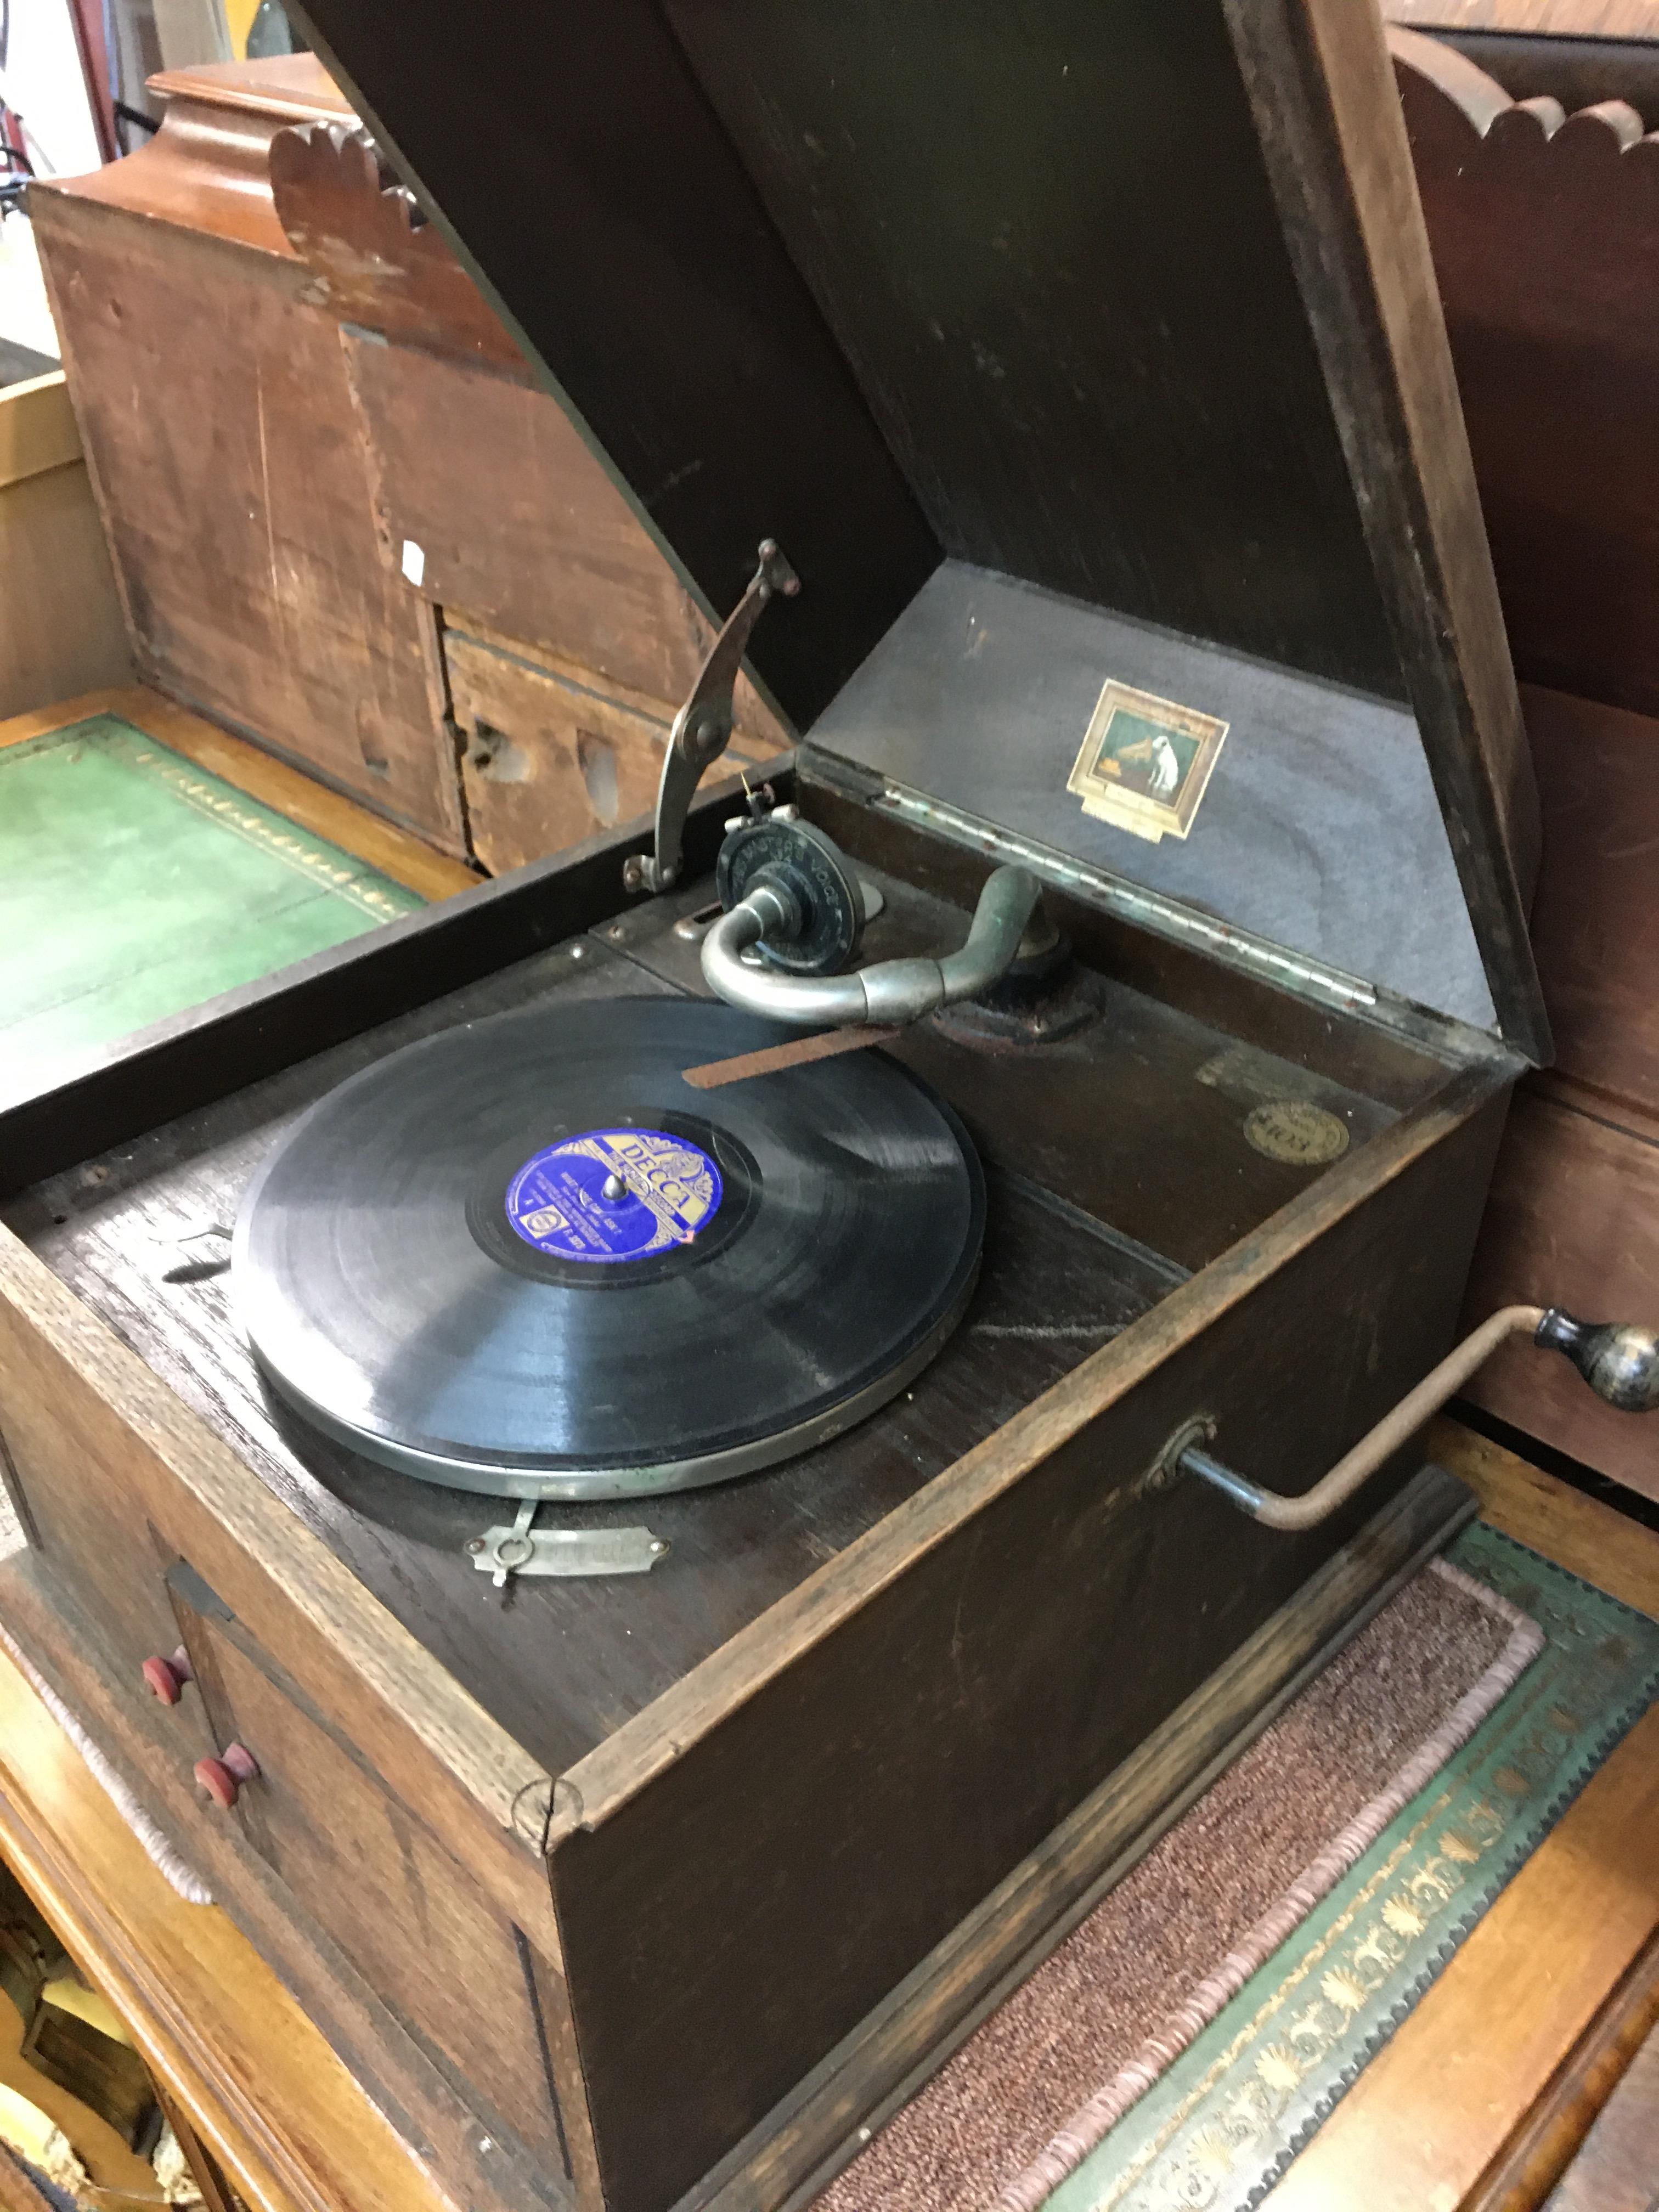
[1517,684,1659,1121]
[0,375,80,490]
[0,462,130,725]
[29,185,467,852]
[1458,1088,1659,1502]
[1387,0,1659,33]
[0,1231,561,1938]
[0,685,478,900]
[283,0,944,730]
[0,1627,458,2212]
[1393,32,1659,726]
[548,1079,1510,2212]
[1542,2018,1659,2212]
[1429,1415,1659,1618]
[340,330,789,744]
[689,1469,1475,2212]
[1466,1930,1659,2212]
[171,1583,574,2184]
[272,121,528,373]
[1263,1702,1659,2212]
[1222,0,1547,1059]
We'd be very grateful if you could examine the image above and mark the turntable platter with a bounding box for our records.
[234,998,984,1498]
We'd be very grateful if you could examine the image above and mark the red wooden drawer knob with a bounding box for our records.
[140,1647,194,1706]
[194,1742,259,1809]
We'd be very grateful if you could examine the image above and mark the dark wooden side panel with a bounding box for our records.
[662,0,1397,699]
[549,1084,1510,2212]
[167,1575,574,2188]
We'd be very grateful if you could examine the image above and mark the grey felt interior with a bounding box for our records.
[811,563,1495,1028]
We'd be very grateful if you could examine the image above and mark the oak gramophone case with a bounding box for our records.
[0,8,1556,2212]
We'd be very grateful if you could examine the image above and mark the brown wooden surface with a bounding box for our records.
[698,1469,1475,2212]
[549,1075,1509,2212]
[1392,30,1659,726]
[1387,0,1659,31]
[0,1630,456,2212]
[1459,1087,1659,1503]
[1227,0,1548,1060]
[172,1581,573,2184]
[0,378,129,724]
[0,1556,558,2212]
[1265,1418,1659,2211]
[0,685,478,901]
[340,329,788,743]
[1518,684,1659,1123]
[270,121,528,374]
[1466,1930,1659,2212]
[31,187,467,852]
[1543,2018,1659,2212]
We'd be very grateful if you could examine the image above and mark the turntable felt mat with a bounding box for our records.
[0,714,422,1105]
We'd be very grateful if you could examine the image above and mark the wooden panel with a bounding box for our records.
[0,376,81,489]
[0,1553,549,2212]
[447,634,668,875]
[0,462,131,724]
[29,190,465,853]
[271,121,528,375]
[548,1079,1509,2212]
[340,331,787,736]
[1393,31,1659,725]
[281,0,944,725]
[0,1630,447,2212]
[170,1579,574,2185]
[1462,1089,1659,1500]
[1520,683,1659,1120]
[1542,2018,1659,2212]
[447,631,778,876]
[1388,2,1659,32]
[1429,1415,1659,1618]
[1263,1702,1659,2211]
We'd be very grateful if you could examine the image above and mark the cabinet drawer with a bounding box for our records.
[166,1564,573,2185]
[0,1386,182,1684]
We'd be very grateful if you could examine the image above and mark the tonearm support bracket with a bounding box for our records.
[1155,1305,1658,1532]
[623,539,800,896]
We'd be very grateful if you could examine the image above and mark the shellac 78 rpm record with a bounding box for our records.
[234,998,984,1498]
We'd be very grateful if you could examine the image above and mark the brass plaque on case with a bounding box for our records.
[1068,680,1229,844]
[1243,1100,1352,1166]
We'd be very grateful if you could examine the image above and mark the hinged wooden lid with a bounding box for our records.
[289,0,1550,1056]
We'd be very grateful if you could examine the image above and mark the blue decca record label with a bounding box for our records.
[505,1127,722,1263]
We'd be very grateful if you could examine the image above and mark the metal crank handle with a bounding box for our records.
[1166,1305,1659,1532]
[701,863,1042,1028]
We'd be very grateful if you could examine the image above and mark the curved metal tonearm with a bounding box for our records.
[701,864,1043,1027]
[1164,1305,1659,1531]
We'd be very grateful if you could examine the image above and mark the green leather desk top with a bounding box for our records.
[1,714,424,1109]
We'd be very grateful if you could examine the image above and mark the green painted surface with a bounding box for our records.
[1045,1523,1659,2212]
[0,715,424,1108]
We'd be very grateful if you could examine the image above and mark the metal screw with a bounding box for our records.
[570,943,587,961]
[466,1538,484,1555]
[607,923,627,940]
[650,1541,668,1555]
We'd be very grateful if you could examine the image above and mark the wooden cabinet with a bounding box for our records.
[29,58,786,873]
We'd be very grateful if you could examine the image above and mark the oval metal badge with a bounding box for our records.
[1243,1100,1351,1167]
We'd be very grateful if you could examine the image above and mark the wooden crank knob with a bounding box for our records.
[140,1647,194,1705]
[194,1742,259,1808]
